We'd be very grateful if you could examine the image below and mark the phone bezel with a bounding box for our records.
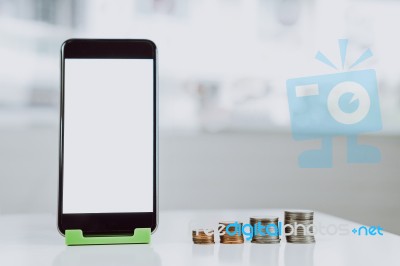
[58,39,158,236]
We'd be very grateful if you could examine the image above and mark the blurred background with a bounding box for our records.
[0,0,399,234]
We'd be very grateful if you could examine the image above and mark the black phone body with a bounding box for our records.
[58,39,158,236]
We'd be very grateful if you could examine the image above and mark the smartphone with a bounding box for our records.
[58,39,158,236]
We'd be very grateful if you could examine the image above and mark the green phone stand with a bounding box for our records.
[65,228,151,246]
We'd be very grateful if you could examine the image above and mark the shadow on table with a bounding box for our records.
[192,244,215,257]
[52,244,161,266]
[284,243,315,266]
[249,243,280,266]
[218,244,244,264]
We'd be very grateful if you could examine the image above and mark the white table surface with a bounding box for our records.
[0,209,399,266]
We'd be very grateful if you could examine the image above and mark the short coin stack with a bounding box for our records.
[284,210,315,244]
[219,221,244,244]
[250,216,281,244]
[192,229,215,244]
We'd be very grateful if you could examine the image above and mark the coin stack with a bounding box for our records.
[192,229,215,244]
[219,221,244,244]
[284,210,315,244]
[250,216,281,244]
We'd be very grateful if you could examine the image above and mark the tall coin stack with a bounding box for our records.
[219,221,244,244]
[284,210,315,244]
[250,216,281,244]
[192,229,215,244]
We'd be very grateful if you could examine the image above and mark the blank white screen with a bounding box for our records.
[63,59,153,214]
